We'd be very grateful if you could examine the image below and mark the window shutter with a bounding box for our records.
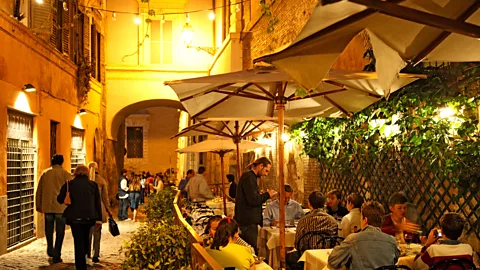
[84,15,90,59]
[100,35,105,84]
[49,0,58,48]
[31,0,53,35]
[62,0,70,54]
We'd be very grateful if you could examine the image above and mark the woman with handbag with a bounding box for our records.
[57,165,102,270]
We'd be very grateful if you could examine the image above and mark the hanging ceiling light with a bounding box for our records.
[134,15,141,25]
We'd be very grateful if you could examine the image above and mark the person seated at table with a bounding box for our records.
[207,217,256,270]
[340,193,364,238]
[203,215,255,255]
[263,184,304,226]
[227,174,237,200]
[328,201,400,269]
[286,191,337,270]
[413,213,474,270]
[382,192,420,243]
[326,189,349,220]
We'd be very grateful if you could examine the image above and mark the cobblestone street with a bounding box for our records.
[0,217,141,269]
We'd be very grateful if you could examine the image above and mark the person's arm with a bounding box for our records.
[340,216,349,238]
[242,176,270,207]
[295,203,305,219]
[57,183,67,204]
[35,173,44,212]
[327,237,352,269]
[93,183,103,225]
[381,216,398,236]
[263,204,274,226]
[100,182,112,217]
[413,249,433,270]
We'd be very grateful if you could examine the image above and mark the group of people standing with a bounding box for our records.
[35,154,112,270]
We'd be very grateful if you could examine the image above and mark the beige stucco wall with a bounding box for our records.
[0,9,104,254]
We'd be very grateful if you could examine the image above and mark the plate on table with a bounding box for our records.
[254,257,265,264]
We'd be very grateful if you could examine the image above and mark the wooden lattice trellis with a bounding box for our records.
[318,150,480,241]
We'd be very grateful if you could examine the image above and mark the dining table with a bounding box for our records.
[258,226,297,270]
[298,243,423,270]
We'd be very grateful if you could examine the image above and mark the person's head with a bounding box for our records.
[226,174,235,183]
[440,213,466,240]
[51,154,64,166]
[283,184,294,205]
[121,169,128,176]
[73,165,89,177]
[204,215,223,236]
[88,161,98,180]
[250,157,271,177]
[211,218,239,250]
[361,201,385,228]
[186,169,195,178]
[308,191,326,210]
[198,166,206,175]
[388,192,408,220]
[327,190,342,209]
[346,193,364,211]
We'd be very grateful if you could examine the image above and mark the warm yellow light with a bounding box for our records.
[209,11,215,20]
[439,107,455,119]
[134,15,141,25]
[35,0,43,4]
[281,133,290,142]
[181,23,194,45]
[14,92,33,113]
[73,114,84,129]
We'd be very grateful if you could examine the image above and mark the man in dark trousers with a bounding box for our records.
[235,157,276,254]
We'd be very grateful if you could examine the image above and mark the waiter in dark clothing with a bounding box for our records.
[235,157,276,254]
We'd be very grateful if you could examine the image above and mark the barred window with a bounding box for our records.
[127,127,143,158]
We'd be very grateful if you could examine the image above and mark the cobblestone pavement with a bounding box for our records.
[0,206,146,270]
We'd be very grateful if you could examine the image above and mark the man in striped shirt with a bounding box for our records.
[413,213,474,270]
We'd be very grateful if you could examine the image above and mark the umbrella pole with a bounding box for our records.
[220,152,227,215]
[277,103,286,269]
[235,121,242,183]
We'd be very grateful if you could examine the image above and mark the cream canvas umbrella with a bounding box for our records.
[173,119,278,181]
[255,0,480,95]
[166,68,423,268]
[178,137,267,214]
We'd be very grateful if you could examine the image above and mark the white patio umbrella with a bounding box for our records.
[173,119,278,182]
[255,0,480,94]
[177,137,267,214]
[166,68,423,268]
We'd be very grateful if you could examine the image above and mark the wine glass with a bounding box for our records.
[404,233,413,251]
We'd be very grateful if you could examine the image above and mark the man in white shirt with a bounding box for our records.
[117,169,130,221]
[263,184,304,226]
[185,166,213,202]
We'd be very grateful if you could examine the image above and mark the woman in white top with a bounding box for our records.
[340,193,364,238]
[153,174,164,192]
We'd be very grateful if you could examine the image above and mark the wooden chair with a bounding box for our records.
[429,258,477,270]
[375,266,412,270]
[296,232,332,254]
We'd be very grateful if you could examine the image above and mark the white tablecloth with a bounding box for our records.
[206,200,235,216]
[258,227,297,270]
[299,249,333,270]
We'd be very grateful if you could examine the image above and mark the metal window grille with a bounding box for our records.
[126,127,143,158]
[50,121,58,157]
[6,111,35,248]
[71,128,85,173]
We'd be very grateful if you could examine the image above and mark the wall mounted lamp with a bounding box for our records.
[23,83,36,92]
[78,109,87,115]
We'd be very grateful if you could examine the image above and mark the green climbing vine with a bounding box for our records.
[260,0,279,33]
[292,63,480,188]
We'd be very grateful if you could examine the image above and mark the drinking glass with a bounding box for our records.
[404,233,413,251]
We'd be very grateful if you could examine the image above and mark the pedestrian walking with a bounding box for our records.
[35,154,71,263]
[57,165,102,270]
[87,162,113,263]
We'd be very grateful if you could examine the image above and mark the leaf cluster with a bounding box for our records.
[292,63,480,187]
[76,57,93,105]
[121,221,191,270]
[145,188,176,224]
[260,0,279,33]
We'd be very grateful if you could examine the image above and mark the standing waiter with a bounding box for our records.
[235,157,276,254]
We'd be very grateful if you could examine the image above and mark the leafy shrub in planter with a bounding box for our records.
[122,221,191,270]
[146,188,176,223]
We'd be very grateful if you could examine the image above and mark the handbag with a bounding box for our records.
[64,180,71,205]
[108,217,120,237]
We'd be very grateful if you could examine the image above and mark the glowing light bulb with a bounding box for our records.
[134,15,141,25]
[181,23,194,45]
[112,12,116,21]
[36,0,43,3]
[281,133,290,142]
[209,11,215,20]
